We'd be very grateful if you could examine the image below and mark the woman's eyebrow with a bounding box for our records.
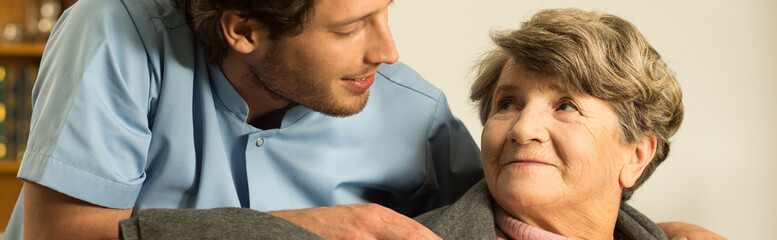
[494,83,520,93]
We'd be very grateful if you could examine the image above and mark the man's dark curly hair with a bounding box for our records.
[173,0,316,65]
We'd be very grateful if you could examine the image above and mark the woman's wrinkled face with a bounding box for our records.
[481,60,634,214]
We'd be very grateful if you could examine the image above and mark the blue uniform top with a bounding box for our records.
[3,0,483,238]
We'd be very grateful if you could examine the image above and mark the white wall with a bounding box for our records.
[390,1,777,239]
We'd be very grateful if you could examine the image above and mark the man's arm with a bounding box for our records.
[23,181,132,240]
[270,204,441,239]
[659,222,727,240]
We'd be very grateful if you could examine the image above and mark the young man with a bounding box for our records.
[4,0,482,238]
[4,0,719,239]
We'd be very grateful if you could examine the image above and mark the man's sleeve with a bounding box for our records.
[421,94,484,212]
[17,0,153,209]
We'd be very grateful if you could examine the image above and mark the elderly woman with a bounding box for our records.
[416,8,682,239]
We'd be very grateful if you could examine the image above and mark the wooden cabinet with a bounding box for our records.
[0,43,41,234]
[0,0,77,232]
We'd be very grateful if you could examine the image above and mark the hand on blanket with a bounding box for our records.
[658,222,727,240]
[270,203,441,240]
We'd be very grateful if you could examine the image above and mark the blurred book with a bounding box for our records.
[0,63,36,162]
[0,65,7,161]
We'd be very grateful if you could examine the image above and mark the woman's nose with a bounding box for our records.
[508,106,551,145]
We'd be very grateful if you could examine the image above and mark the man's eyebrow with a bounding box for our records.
[329,0,394,27]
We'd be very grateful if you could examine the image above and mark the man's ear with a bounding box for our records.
[619,133,657,188]
[220,10,265,54]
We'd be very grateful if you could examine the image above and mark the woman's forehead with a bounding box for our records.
[496,63,566,95]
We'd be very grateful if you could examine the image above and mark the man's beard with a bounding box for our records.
[247,45,370,118]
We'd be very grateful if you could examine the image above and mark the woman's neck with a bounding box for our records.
[498,193,621,240]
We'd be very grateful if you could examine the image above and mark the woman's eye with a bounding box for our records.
[498,99,515,111]
[556,101,579,112]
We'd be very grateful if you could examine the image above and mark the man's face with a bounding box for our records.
[250,0,399,117]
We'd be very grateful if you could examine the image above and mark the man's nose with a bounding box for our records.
[364,18,399,65]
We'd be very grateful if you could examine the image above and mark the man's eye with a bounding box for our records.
[333,24,363,38]
[334,30,357,38]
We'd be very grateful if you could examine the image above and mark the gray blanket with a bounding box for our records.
[118,180,666,239]
[414,180,668,240]
[118,208,321,239]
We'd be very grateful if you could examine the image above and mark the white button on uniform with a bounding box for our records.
[256,137,264,147]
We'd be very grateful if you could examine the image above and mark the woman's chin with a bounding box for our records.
[496,187,558,210]
[492,174,565,211]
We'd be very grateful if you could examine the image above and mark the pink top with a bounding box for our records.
[493,205,571,240]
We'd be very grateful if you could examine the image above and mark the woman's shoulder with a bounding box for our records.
[615,203,669,240]
[414,180,496,239]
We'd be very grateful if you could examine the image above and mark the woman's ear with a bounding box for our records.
[619,134,657,188]
[220,10,266,54]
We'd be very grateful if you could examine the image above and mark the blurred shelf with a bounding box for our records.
[0,43,45,58]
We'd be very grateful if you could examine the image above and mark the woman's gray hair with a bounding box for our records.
[471,8,684,201]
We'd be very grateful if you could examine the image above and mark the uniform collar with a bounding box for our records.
[207,65,311,129]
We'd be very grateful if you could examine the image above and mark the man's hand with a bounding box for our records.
[658,222,727,240]
[270,203,441,240]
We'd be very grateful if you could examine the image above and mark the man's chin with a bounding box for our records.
[309,92,370,118]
